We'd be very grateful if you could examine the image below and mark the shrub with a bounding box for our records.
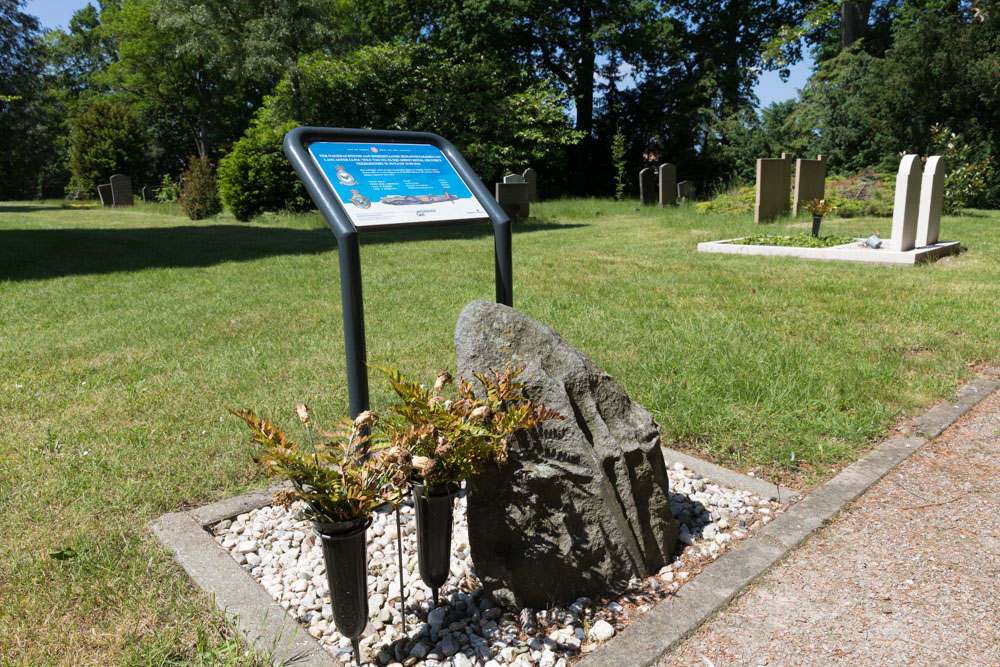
[217,118,310,222]
[155,173,180,202]
[929,124,996,213]
[178,156,222,220]
[695,186,755,215]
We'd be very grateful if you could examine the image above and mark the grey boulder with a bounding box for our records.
[455,300,678,608]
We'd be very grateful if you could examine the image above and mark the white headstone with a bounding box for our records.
[890,155,922,252]
[915,156,945,247]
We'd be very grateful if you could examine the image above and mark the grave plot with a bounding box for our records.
[193,457,791,666]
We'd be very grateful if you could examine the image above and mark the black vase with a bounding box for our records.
[410,481,459,607]
[312,514,372,664]
[811,215,823,237]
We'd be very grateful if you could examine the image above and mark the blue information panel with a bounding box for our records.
[308,142,489,229]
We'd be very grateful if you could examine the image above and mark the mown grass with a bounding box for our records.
[1,198,998,663]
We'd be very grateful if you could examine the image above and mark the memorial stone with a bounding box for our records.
[456,300,679,608]
[890,155,922,252]
[503,173,525,184]
[754,153,792,223]
[97,183,113,207]
[110,174,133,207]
[677,180,695,202]
[915,155,945,247]
[658,163,677,207]
[522,168,537,202]
[639,167,656,205]
[495,181,530,219]
[142,185,152,203]
[792,155,827,216]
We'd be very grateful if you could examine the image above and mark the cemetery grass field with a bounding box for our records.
[2,199,999,662]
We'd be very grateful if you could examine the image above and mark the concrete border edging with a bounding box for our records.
[661,447,799,501]
[580,375,1000,667]
[151,510,338,666]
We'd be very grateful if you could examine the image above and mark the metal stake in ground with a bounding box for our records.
[396,504,406,634]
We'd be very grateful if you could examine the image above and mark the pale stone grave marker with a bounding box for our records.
[754,153,792,223]
[142,185,152,203]
[658,163,677,207]
[792,155,827,216]
[110,174,133,207]
[890,155,922,251]
[677,180,695,202]
[916,156,945,247]
[522,168,537,202]
[97,183,113,206]
[639,167,656,205]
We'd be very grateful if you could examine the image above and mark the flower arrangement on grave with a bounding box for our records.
[377,362,562,606]
[378,362,562,487]
[230,405,404,658]
[801,198,837,237]
[229,405,402,523]
[801,198,836,217]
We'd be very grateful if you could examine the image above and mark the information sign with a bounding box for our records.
[308,142,489,229]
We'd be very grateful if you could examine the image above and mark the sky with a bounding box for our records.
[25,0,814,109]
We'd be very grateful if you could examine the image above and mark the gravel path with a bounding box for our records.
[662,387,1000,667]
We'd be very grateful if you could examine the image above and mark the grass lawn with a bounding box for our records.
[2,199,998,662]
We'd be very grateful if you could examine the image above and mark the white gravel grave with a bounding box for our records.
[213,462,788,666]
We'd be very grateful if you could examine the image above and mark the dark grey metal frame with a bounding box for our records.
[283,126,513,418]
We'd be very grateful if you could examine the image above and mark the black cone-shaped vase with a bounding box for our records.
[811,215,823,237]
[312,515,372,665]
[410,481,459,607]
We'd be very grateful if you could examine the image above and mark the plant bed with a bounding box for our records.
[698,236,960,265]
[213,460,789,665]
[728,233,857,248]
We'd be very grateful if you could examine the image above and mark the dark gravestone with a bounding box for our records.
[110,174,133,207]
[97,183,113,207]
[455,300,678,609]
[142,185,152,203]
[658,163,677,207]
[639,167,656,205]
[677,180,695,202]
[522,168,537,203]
[495,180,530,219]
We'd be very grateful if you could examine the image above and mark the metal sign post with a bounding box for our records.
[283,126,513,418]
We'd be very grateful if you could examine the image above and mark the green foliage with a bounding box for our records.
[230,407,401,523]
[155,173,179,202]
[611,124,627,201]
[68,97,147,197]
[217,118,310,222]
[799,198,835,217]
[695,186,755,215]
[379,364,562,486]
[929,124,997,214]
[178,156,222,220]
[729,233,857,248]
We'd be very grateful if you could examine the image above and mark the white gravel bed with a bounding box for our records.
[213,462,788,666]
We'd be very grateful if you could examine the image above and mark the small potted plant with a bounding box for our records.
[379,362,561,606]
[801,197,837,237]
[230,405,402,665]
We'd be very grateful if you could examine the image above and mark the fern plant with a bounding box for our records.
[229,406,402,523]
[379,362,562,486]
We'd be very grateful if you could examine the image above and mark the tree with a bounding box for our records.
[156,0,359,119]
[365,0,679,191]
[218,43,581,219]
[102,0,255,160]
[0,0,56,198]
[68,96,148,196]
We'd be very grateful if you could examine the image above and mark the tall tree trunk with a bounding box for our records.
[572,5,596,194]
[841,2,873,49]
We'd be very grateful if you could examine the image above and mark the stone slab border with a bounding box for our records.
[580,373,1000,667]
[151,375,998,666]
[697,238,961,265]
